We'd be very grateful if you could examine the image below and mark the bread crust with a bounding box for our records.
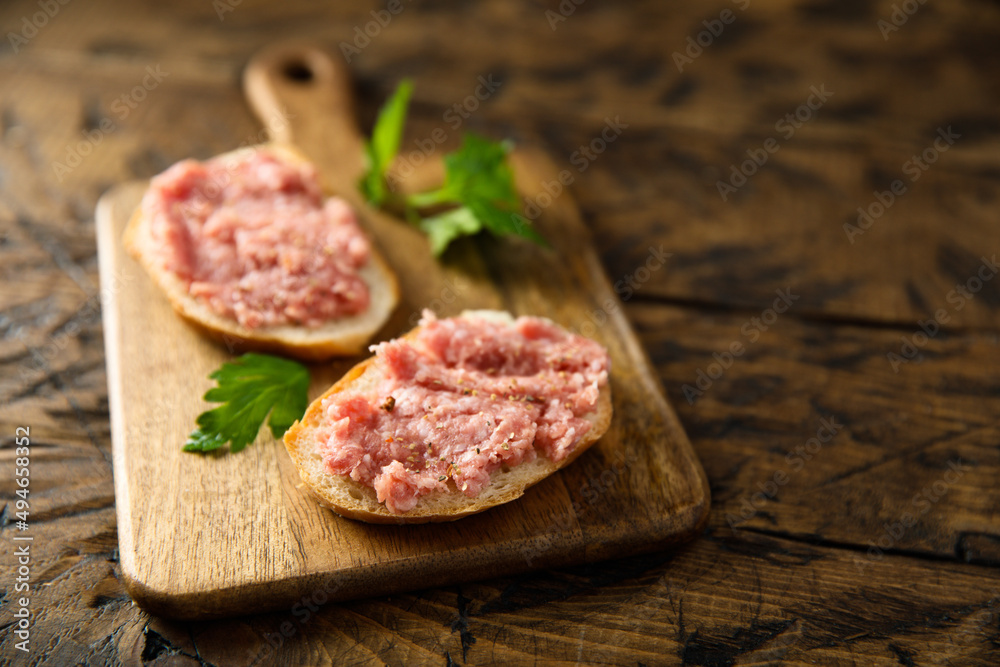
[124,143,398,361]
[283,312,613,523]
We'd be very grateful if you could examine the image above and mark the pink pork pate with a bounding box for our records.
[319,311,611,514]
[140,148,371,329]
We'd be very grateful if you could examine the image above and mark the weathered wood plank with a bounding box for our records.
[2,0,999,663]
[630,302,1000,565]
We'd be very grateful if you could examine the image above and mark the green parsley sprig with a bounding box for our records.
[184,353,310,454]
[360,80,546,256]
[360,79,413,207]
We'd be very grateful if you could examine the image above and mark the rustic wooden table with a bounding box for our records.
[2,0,998,665]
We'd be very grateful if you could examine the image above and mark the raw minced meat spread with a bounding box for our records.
[140,148,371,329]
[318,311,611,514]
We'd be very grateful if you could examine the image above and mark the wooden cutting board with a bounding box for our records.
[96,43,709,620]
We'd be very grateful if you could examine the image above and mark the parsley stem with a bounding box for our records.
[406,188,455,209]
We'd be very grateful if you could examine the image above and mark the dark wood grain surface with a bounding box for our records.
[1,0,998,665]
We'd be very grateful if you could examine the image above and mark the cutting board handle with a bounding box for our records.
[243,42,366,191]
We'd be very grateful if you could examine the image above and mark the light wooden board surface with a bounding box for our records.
[95,43,709,620]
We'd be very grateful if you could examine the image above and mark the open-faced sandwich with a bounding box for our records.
[125,144,398,360]
[284,309,612,523]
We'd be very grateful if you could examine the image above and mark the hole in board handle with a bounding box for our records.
[282,60,314,83]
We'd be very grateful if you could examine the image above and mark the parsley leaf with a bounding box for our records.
[359,82,545,256]
[419,206,482,256]
[467,196,546,246]
[360,79,413,206]
[183,353,310,454]
[410,134,519,207]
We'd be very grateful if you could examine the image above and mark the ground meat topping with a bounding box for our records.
[141,148,371,329]
[318,311,610,513]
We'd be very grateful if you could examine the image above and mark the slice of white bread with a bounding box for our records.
[283,310,613,523]
[124,143,398,361]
